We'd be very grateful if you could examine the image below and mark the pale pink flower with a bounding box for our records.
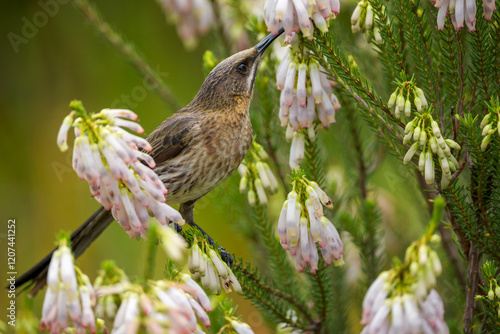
[278,183,342,273]
[264,0,339,37]
[432,0,494,31]
[40,242,96,333]
[58,107,185,239]
[158,0,215,49]
[188,243,242,294]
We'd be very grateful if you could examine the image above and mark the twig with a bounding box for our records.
[346,111,368,199]
[72,0,180,111]
[464,243,480,333]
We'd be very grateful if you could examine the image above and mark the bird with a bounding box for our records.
[16,27,285,294]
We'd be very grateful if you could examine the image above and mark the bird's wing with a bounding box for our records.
[147,113,200,165]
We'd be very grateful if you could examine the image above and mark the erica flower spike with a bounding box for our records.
[264,0,339,37]
[57,100,184,238]
[41,237,96,333]
[278,171,343,273]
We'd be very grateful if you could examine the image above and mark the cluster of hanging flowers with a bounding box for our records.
[109,281,211,333]
[276,47,340,130]
[275,44,340,170]
[238,140,279,206]
[263,0,339,38]
[387,78,460,188]
[387,76,428,119]
[188,237,242,294]
[361,198,449,333]
[157,0,215,49]
[403,111,461,188]
[40,237,96,333]
[278,171,343,273]
[479,96,500,151]
[57,100,185,239]
[350,0,382,43]
[432,0,497,30]
[91,260,213,334]
[475,261,500,318]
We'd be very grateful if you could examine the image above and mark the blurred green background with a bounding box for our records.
[0,1,463,333]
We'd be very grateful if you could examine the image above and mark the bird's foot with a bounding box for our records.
[173,223,183,233]
[202,235,233,267]
[187,220,233,268]
[198,233,233,267]
[218,247,233,268]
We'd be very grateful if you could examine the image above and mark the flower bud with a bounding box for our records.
[429,250,442,275]
[414,96,422,112]
[410,261,419,276]
[404,99,411,117]
[419,245,428,265]
[57,113,74,152]
[238,164,248,177]
[403,132,413,145]
[425,152,435,185]
[440,157,450,174]
[488,289,495,301]
[247,190,256,207]
[481,134,492,151]
[404,120,415,134]
[286,124,294,141]
[418,152,425,172]
[397,93,405,110]
[429,137,438,154]
[419,131,427,147]
[482,123,492,137]
[366,5,374,30]
[239,175,248,193]
[413,126,421,141]
[480,114,491,129]
[404,142,419,165]
[351,4,363,25]
[431,121,441,137]
[444,139,461,150]
[284,63,297,107]
[256,162,271,189]
[307,126,316,141]
[388,91,397,108]
[415,87,427,107]
[254,179,268,206]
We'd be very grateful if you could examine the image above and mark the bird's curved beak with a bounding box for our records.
[255,27,285,56]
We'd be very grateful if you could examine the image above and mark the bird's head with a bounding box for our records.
[189,28,284,112]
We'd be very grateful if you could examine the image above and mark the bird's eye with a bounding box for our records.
[237,63,248,73]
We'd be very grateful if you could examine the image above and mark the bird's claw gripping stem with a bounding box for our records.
[184,219,233,268]
[218,247,234,267]
[173,223,183,233]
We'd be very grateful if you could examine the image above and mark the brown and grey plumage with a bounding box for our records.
[15,28,284,294]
